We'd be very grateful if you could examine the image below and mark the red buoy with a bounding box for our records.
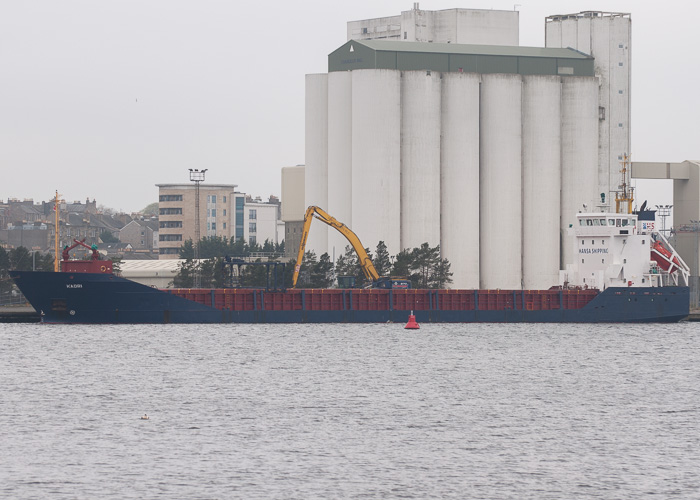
[405,310,420,329]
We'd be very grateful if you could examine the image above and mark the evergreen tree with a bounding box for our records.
[310,252,335,288]
[391,249,413,279]
[100,230,119,244]
[9,247,32,271]
[0,247,11,295]
[373,241,392,276]
[172,258,196,287]
[296,251,317,288]
[109,256,122,274]
[179,239,195,259]
[410,243,439,288]
[432,256,453,289]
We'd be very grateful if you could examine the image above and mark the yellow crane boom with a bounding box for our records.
[292,206,379,288]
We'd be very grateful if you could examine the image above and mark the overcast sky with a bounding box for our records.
[1,0,697,213]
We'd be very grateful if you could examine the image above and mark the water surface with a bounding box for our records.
[1,322,699,499]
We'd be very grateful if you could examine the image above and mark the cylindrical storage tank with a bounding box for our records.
[351,70,401,256]
[480,73,522,289]
[401,71,441,251]
[327,71,353,262]
[522,75,561,289]
[304,73,328,257]
[561,76,599,270]
[441,72,480,289]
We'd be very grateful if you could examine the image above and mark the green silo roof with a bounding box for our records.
[329,39,594,76]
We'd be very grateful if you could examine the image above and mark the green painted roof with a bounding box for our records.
[329,39,594,76]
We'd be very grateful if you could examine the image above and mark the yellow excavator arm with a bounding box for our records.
[292,206,379,288]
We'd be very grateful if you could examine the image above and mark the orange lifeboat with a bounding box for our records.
[651,240,681,274]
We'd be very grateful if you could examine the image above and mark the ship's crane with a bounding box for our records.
[293,206,380,288]
[62,238,100,261]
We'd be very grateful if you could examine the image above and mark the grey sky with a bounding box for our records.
[1,0,696,213]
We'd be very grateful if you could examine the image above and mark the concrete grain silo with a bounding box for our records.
[522,75,562,289]
[440,72,480,288]
[351,69,402,256]
[327,71,353,259]
[303,39,598,289]
[400,71,441,251]
[561,77,599,269]
[304,74,328,256]
[546,11,631,208]
[479,73,522,289]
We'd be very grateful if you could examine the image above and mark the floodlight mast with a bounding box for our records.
[189,168,208,288]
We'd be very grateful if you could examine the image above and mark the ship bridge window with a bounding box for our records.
[621,219,630,227]
[616,219,622,227]
[609,219,615,226]
[600,219,607,226]
[586,219,593,226]
[579,219,586,226]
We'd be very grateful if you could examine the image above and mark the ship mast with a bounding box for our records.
[615,154,634,214]
[54,191,60,272]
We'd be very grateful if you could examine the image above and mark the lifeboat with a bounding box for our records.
[651,240,681,274]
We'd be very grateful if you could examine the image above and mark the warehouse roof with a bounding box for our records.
[329,39,594,76]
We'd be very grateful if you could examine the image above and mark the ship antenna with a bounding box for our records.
[614,154,634,214]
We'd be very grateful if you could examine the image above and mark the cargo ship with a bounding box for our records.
[9,208,691,324]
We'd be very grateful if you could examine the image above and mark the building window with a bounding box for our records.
[618,123,623,127]
[223,196,227,203]
[249,223,257,233]
[159,208,182,215]
[159,195,183,202]
[223,222,226,229]
[249,236,256,245]
[618,62,623,66]
[210,195,217,204]
[159,248,180,255]
[211,209,216,218]
[602,259,605,264]
[619,44,624,48]
[159,234,183,242]
[160,221,183,228]
[223,209,226,216]
[249,209,257,220]
[582,259,585,263]
[211,222,216,231]
[618,90,623,94]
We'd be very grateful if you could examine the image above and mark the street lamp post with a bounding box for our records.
[189,168,207,288]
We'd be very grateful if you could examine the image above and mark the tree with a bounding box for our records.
[391,249,413,279]
[373,241,392,276]
[100,230,119,244]
[410,243,439,288]
[9,247,32,271]
[199,236,230,259]
[171,258,196,288]
[295,250,317,288]
[109,256,123,274]
[141,202,159,215]
[310,252,335,288]
[179,239,195,259]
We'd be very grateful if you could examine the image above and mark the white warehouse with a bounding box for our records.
[305,39,600,289]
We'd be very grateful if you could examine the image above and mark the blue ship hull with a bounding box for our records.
[10,271,690,324]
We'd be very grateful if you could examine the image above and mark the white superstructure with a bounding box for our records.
[561,211,689,290]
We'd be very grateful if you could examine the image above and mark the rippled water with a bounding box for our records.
[1,322,699,499]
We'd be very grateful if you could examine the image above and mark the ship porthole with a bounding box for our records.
[69,310,76,316]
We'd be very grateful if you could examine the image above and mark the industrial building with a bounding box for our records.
[301,6,633,290]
